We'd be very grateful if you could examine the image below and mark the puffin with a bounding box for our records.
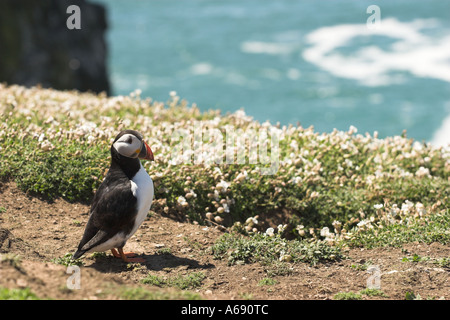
[73,130,154,263]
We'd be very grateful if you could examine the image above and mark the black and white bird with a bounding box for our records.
[73,130,154,263]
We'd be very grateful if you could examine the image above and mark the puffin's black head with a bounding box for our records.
[112,130,154,161]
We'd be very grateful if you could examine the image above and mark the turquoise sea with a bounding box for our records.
[93,0,450,145]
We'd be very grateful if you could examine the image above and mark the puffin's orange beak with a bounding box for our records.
[139,140,154,161]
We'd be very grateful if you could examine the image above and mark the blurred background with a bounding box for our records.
[1,0,449,145]
[0,0,110,94]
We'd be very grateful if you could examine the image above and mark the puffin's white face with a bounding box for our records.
[112,133,143,158]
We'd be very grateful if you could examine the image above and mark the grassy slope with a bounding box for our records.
[1,84,449,260]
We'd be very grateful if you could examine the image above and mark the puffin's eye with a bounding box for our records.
[126,136,133,144]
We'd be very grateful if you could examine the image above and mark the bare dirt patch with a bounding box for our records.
[0,181,448,300]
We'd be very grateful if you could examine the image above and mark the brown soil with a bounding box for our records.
[0,181,449,300]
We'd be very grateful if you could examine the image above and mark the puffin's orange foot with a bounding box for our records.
[111,248,121,258]
[111,248,137,258]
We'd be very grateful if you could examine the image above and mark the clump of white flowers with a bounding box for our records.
[264,224,287,237]
[177,196,188,208]
[0,83,447,236]
[244,216,259,233]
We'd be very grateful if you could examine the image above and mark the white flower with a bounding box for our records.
[401,200,414,214]
[245,216,258,227]
[265,228,275,237]
[177,196,188,207]
[357,220,372,229]
[40,140,54,151]
[213,190,220,201]
[290,140,298,150]
[332,220,342,232]
[310,191,320,199]
[296,225,306,237]
[320,227,330,237]
[415,202,424,210]
[213,167,222,175]
[235,171,248,182]
[234,110,246,119]
[344,159,353,167]
[87,135,95,144]
[291,176,302,185]
[415,202,426,216]
[348,125,358,134]
[415,166,431,178]
[216,180,230,192]
[374,204,384,210]
[185,189,197,199]
[278,224,287,233]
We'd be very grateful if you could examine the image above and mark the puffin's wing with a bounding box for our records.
[73,179,137,258]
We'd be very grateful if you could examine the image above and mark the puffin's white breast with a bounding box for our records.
[128,162,154,239]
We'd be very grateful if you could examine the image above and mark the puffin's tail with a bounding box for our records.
[72,250,85,260]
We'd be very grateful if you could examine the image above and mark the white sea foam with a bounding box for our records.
[286,68,301,80]
[240,41,296,55]
[303,18,450,86]
[190,63,214,75]
[431,114,450,147]
[431,116,450,146]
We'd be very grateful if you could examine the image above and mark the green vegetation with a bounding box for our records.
[434,257,450,269]
[141,272,206,290]
[211,227,343,269]
[359,288,389,298]
[346,210,450,249]
[258,277,277,286]
[334,288,388,300]
[0,287,40,300]
[402,253,427,263]
[405,291,421,300]
[1,85,448,232]
[51,253,84,267]
[333,291,363,300]
[120,287,202,300]
[350,260,373,271]
[401,254,450,269]
[155,247,172,255]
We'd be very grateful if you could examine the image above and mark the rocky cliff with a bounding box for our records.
[0,0,110,94]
